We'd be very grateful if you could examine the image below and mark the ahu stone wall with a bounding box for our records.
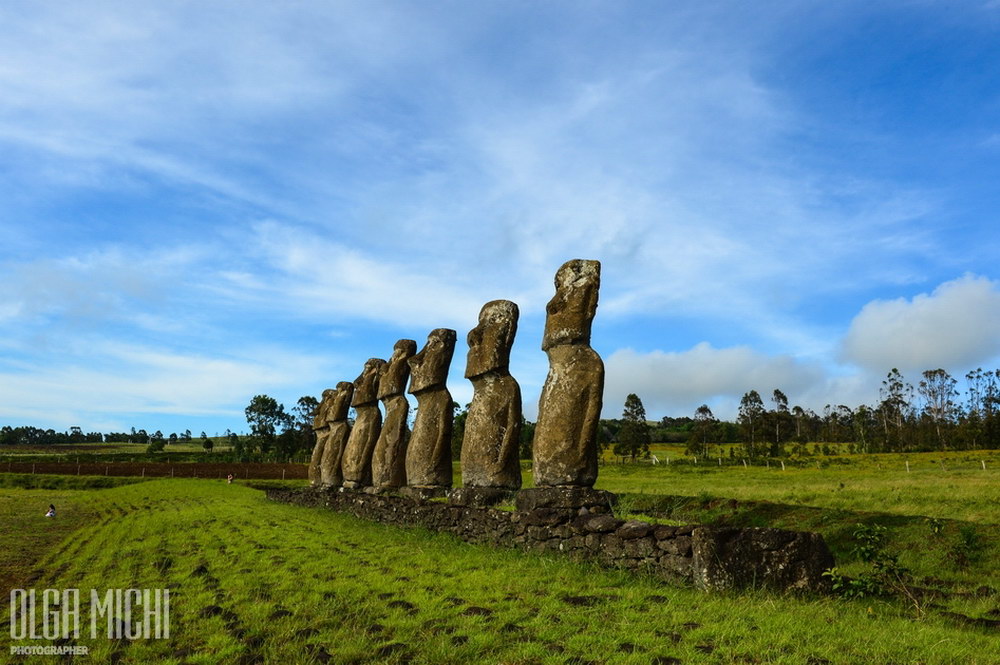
[267,486,834,594]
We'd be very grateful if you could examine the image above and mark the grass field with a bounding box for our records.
[592,448,1000,524]
[1,478,998,664]
[3,444,1000,664]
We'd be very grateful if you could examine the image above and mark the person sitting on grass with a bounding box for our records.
[45,504,55,518]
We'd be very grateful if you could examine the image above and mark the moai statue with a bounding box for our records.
[371,339,417,490]
[341,358,387,489]
[308,388,336,487]
[405,328,457,490]
[532,259,604,487]
[319,381,354,488]
[461,300,522,490]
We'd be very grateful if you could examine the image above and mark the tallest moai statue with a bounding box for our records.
[532,259,604,487]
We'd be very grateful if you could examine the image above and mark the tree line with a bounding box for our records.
[8,365,997,463]
[686,367,1000,458]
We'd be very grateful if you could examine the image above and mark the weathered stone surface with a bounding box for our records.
[583,514,622,533]
[691,527,834,593]
[466,299,518,377]
[371,340,416,490]
[320,382,354,487]
[449,487,515,508]
[523,508,567,527]
[341,359,387,489]
[515,487,617,512]
[623,538,655,558]
[462,300,523,490]
[652,525,678,540]
[405,329,456,488]
[657,535,692,557]
[616,520,653,540]
[398,486,449,501]
[533,259,604,487]
[659,554,693,579]
[308,388,335,487]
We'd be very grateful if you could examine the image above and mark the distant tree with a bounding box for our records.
[229,432,244,458]
[245,394,292,456]
[877,368,914,451]
[738,390,765,457]
[146,438,165,454]
[918,368,958,449]
[202,435,213,452]
[687,404,716,457]
[615,394,650,462]
[768,389,790,455]
[182,429,192,441]
[289,395,321,460]
[451,402,467,461]
[293,396,320,431]
[519,418,535,460]
[168,432,178,444]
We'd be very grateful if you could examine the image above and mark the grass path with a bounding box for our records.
[4,479,998,664]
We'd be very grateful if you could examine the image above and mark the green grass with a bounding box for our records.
[3,479,999,664]
[590,449,1000,524]
[0,473,147,490]
[0,487,93,597]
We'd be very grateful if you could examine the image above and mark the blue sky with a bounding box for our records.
[2,1,1000,435]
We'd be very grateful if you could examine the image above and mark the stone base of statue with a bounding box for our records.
[515,487,617,513]
[399,486,449,501]
[449,487,516,508]
[341,481,366,491]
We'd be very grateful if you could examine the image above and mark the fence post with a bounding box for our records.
[780,460,785,471]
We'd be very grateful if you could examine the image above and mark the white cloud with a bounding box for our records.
[841,274,1000,373]
[604,343,825,420]
[235,221,498,330]
[0,341,326,430]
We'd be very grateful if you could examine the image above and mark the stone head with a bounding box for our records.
[352,358,386,407]
[466,300,519,379]
[330,381,355,421]
[408,328,457,394]
[378,339,417,399]
[313,388,336,429]
[541,259,601,351]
